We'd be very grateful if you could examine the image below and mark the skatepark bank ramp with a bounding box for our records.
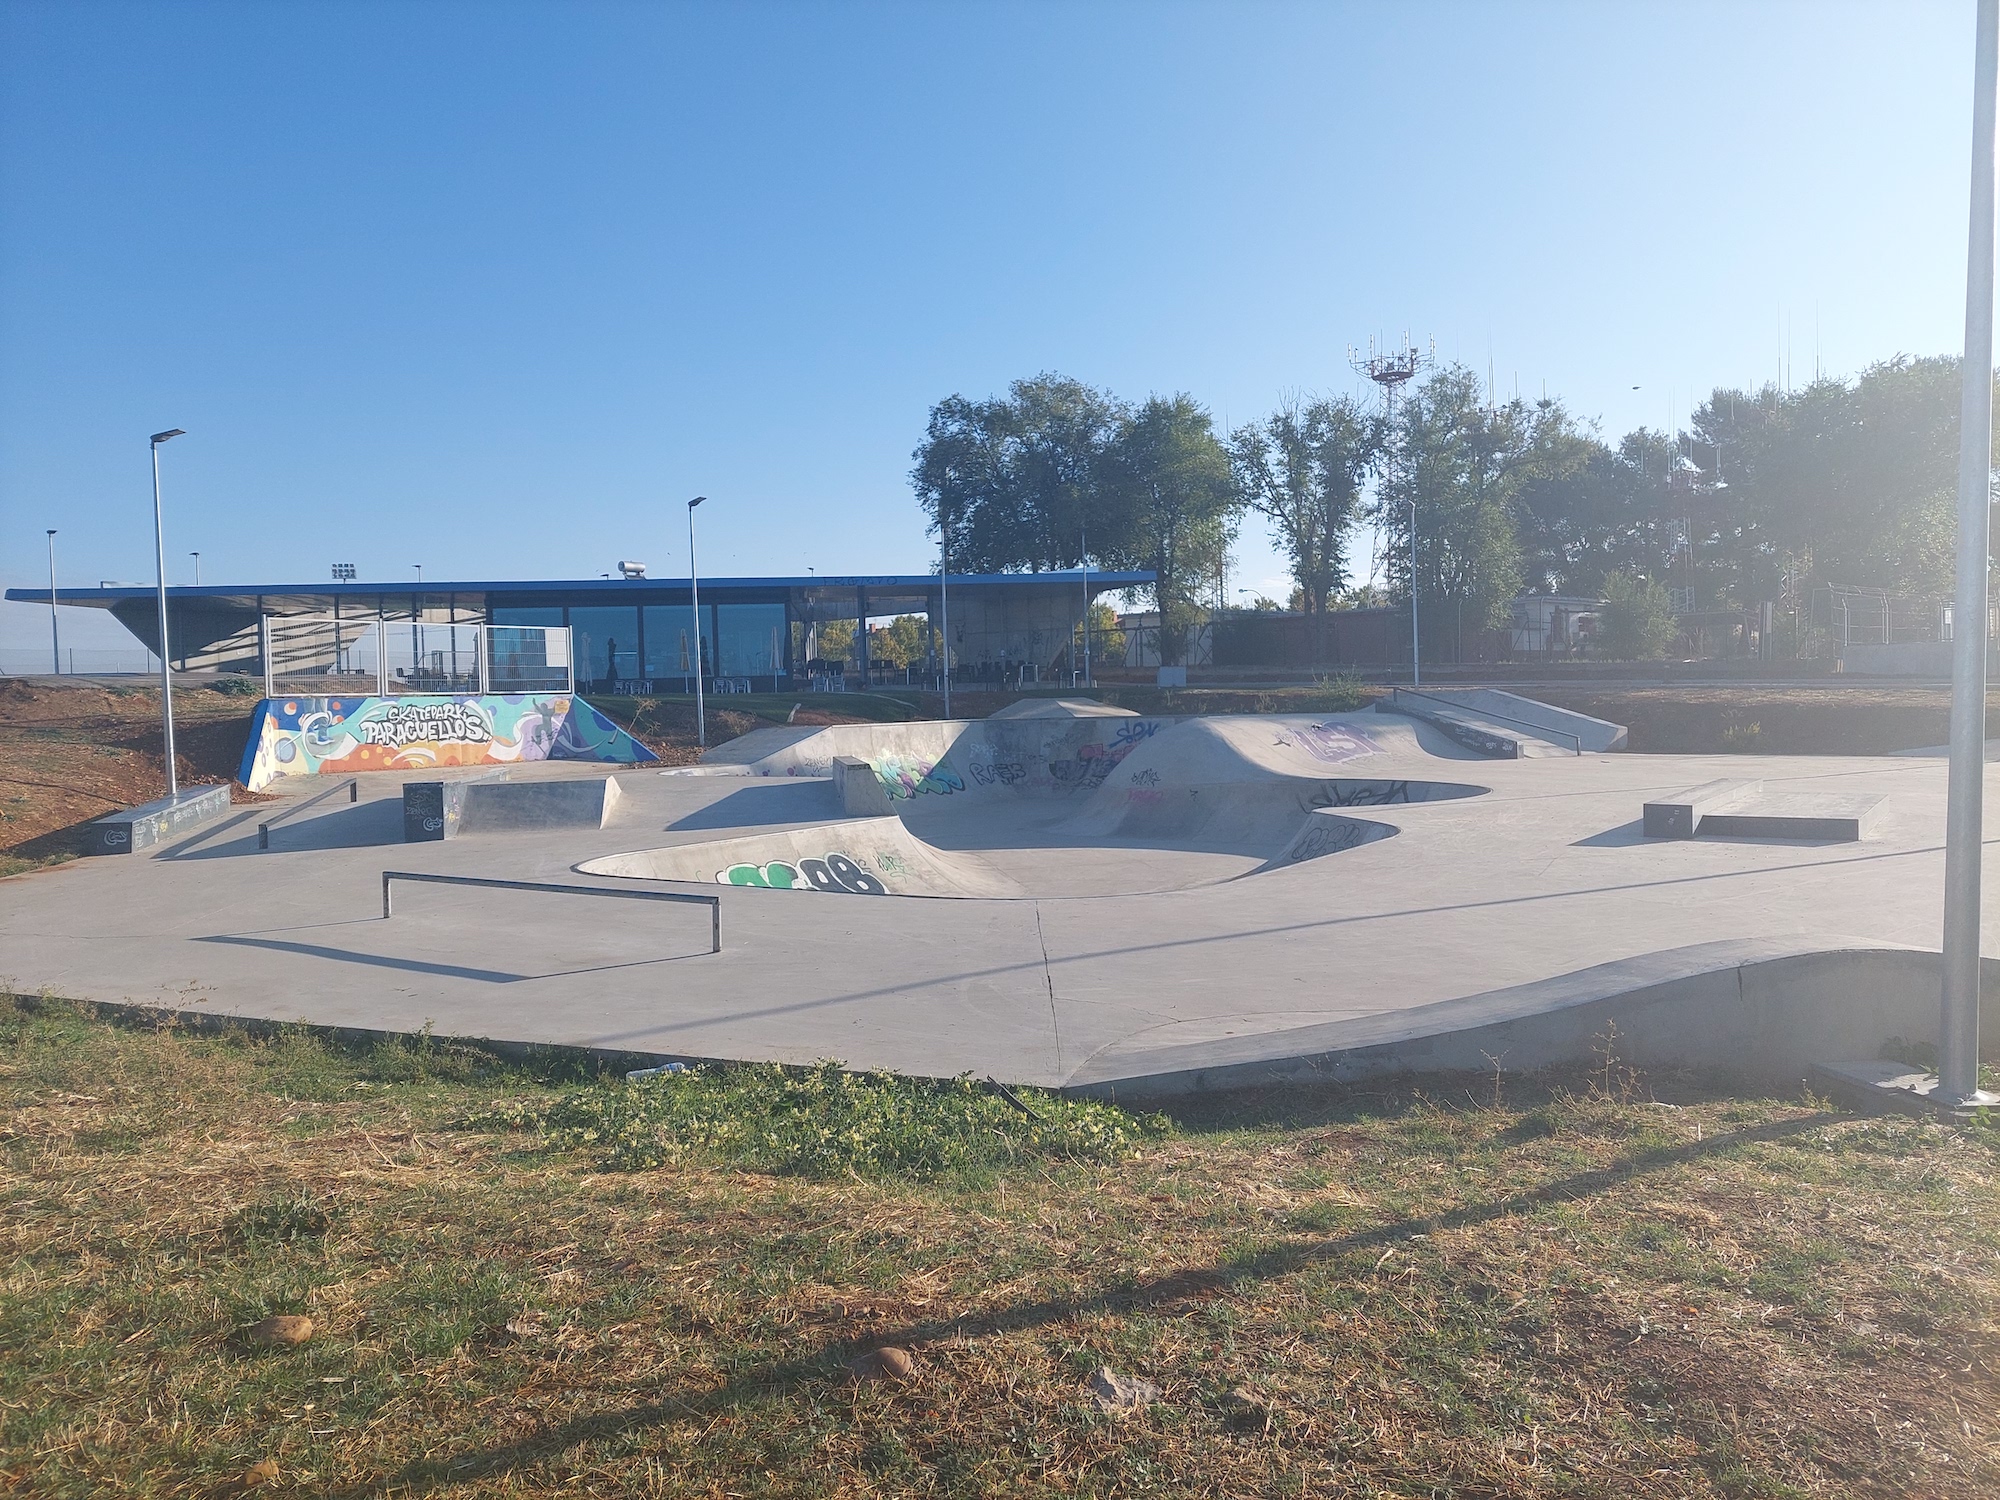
[580,710,1487,899]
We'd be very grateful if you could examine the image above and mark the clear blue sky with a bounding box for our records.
[0,0,1981,652]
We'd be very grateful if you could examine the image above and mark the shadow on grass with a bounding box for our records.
[322,1106,1838,1498]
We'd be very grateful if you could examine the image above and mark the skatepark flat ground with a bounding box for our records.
[1,702,1988,1095]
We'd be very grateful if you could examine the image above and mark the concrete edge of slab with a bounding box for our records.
[1063,938,1998,1101]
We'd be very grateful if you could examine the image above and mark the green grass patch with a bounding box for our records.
[459,1061,1168,1178]
[4,996,1998,1498]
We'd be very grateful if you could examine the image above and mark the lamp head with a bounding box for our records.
[688,495,706,510]
[47,528,56,537]
[150,428,185,445]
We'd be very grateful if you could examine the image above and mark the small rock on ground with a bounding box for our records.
[244,1315,313,1348]
[1087,1366,1159,1413]
[846,1346,917,1383]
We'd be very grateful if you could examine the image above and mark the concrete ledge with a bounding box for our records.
[1374,698,1521,759]
[405,773,622,841]
[87,784,233,855]
[1426,688,1628,752]
[460,776,623,833]
[1698,793,1885,843]
[1643,779,1760,839]
[834,756,897,817]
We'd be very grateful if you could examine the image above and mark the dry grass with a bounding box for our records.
[2,999,1997,1498]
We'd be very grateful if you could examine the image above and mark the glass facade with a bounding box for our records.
[714,603,787,678]
[568,605,640,689]
[490,607,564,628]
[643,604,707,679]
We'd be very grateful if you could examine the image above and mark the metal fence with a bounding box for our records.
[262,619,573,697]
[0,647,161,676]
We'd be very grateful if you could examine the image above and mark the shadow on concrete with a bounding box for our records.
[193,932,715,983]
[667,781,839,832]
[1571,819,1650,847]
[171,800,406,859]
[1572,819,1856,851]
[152,805,268,861]
[313,1108,1835,1498]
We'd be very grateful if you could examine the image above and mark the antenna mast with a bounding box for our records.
[1349,333,1434,683]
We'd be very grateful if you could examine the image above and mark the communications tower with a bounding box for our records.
[1349,334,1434,685]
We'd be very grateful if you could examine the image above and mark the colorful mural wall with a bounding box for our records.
[238,694,658,791]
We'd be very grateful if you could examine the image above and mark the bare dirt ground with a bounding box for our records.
[0,680,265,868]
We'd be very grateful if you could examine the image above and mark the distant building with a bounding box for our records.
[1509,595,1603,656]
[7,571,1151,691]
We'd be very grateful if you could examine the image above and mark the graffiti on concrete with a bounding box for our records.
[1277,721,1380,764]
[717,852,889,894]
[1051,720,1164,793]
[1129,767,1160,787]
[1282,816,1377,864]
[239,693,656,791]
[1310,780,1411,808]
[967,759,1027,788]
[874,755,965,800]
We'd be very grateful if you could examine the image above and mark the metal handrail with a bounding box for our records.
[380,870,721,953]
[1387,687,1583,755]
[258,778,360,848]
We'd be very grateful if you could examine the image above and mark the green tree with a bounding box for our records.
[814,619,855,663]
[868,615,934,669]
[1099,395,1241,666]
[1230,393,1380,663]
[1072,601,1127,667]
[1379,366,1583,655]
[1595,572,1678,659]
[909,374,1122,573]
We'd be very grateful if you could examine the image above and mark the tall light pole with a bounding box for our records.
[46,530,59,675]
[688,496,707,749]
[190,551,201,585]
[412,564,424,688]
[1080,525,1091,690]
[1940,0,2000,1109]
[1408,498,1421,689]
[150,429,186,795]
[939,503,953,717]
[1350,334,1433,689]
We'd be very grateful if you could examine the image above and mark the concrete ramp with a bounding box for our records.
[1374,688,1624,758]
[405,774,623,841]
[577,817,1027,898]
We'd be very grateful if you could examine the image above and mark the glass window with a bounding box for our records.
[715,603,787,678]
[643,604,707,679]
[482,609,569,690]
[568,606,639,689]
[490,606,564,628]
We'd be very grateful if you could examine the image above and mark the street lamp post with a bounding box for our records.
[940,505,953,718]
[1408,498,1421,689]
[688,497,707,749]
[190,551,201,585]
[1940,0,2000,1109]
[150,429,186,795]
[46,530,59,675]
[1080,526,1091,690]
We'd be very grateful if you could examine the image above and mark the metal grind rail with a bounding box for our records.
[379,870,722,953]
[258,778,360,848]
[1385,687,1583,755]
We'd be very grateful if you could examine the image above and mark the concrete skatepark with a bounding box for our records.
[2,691,1993,1097]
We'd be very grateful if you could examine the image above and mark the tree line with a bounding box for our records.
[910,355,1991,662]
